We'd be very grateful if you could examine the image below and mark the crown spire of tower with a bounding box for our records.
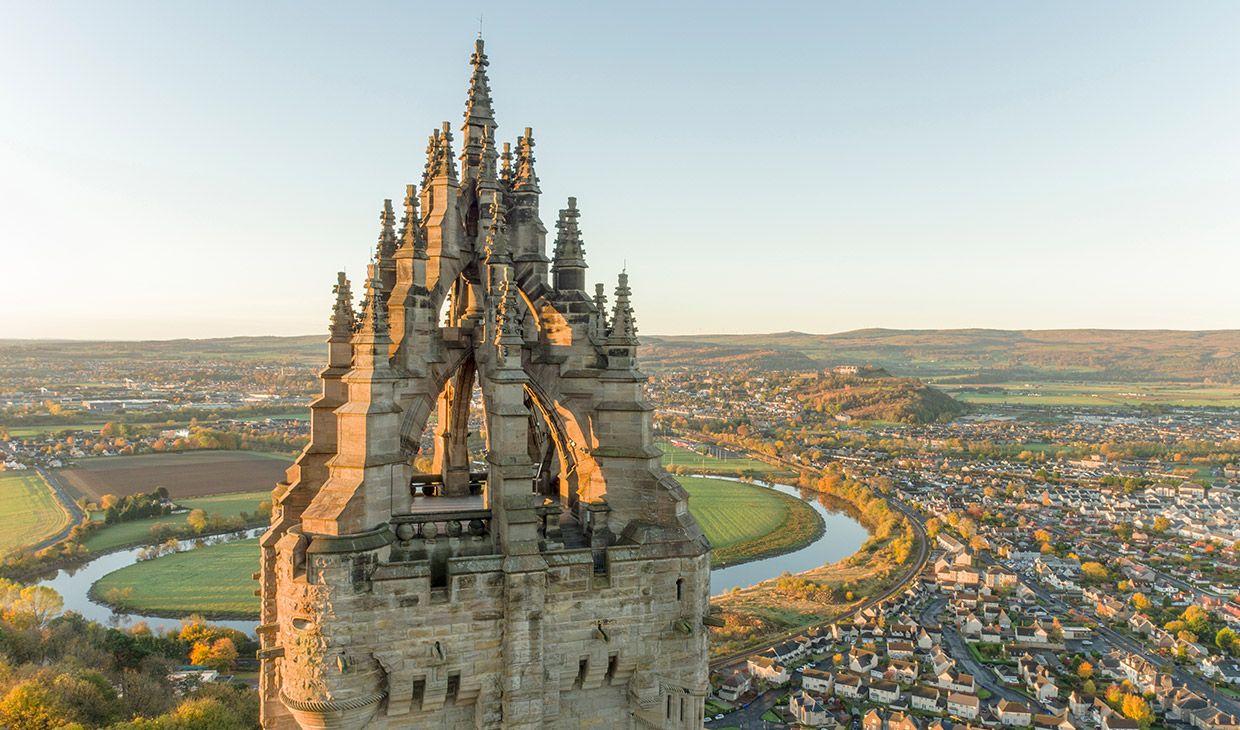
[329,272,355,339]
[463,38,496,133]
[460,39,497,183]
[608,271,638,346]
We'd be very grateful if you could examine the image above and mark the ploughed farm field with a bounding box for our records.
[59,451,292,501]
[0,472,72,555]
[91,477,820,618]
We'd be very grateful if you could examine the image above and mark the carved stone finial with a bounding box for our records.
[330,272,355,338]
[551,197,587,272]
[500,142,514,186]
[513,127,539,193]
[399,184,428,260]
[358,263,390,338]
[375,199,397,262]
[608,271,638,346]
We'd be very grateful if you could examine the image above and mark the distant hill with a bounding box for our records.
[793,369,963,424]
[0,336,325,364]
[5,329,1238,383]
[646,329,1240,383]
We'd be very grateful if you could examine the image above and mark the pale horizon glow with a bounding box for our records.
[2,2,1239,340]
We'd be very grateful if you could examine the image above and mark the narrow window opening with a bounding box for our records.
[676,578,684,601]
[574,657,589,689]
[411,678,426,707]
[605,653,618,682]
[446,672,460,703]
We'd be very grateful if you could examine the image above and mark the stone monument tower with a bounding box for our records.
[258,39,713,730]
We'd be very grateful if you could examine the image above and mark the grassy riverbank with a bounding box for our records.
[91,538,261,619]
[680,476,823,567]
[705,469,920,659]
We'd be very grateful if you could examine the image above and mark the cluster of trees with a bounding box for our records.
[0,581,259,730]
[802,465,916,567]
[102,488,172,525]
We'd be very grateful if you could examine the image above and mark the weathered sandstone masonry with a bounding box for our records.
[258,39,713,730]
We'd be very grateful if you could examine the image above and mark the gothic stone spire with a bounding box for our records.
[461,38,497,181]
[608,270,638,346]
[512,127,540,194]
[329,272,354,340]
[551,197,587,290]
[398,184,428,260]
[423,122,458,185]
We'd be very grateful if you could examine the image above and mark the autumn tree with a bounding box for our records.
[187,509,208,532]
[1122,694,1154,730]
[1078,662,1094,680]
[190,638,239,672]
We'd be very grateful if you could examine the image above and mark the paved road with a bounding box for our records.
[706,687,788,730]
[30,467,86,552]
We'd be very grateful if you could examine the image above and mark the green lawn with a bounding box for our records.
[92,538,261,618]
[679,476,822,565]
[82,490,271,552]
[0,472,72,555]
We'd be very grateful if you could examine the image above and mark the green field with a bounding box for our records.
[660,444,788,475]
[679,476,822,565]
[0,472,72,555]
[92,538,261,618]
[82,490,271,553]
[942,381,1240,408]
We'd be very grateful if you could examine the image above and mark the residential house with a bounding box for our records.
[911,687,942,714]
[851,648,880,674]
[835,672,866,700]
[998,700,1032,727]
[791,690,831,727]
[871,680,901,705]
[747,656,790,684]
[719,672,750,703]
[802,668,835,695]
[947,692,980,721]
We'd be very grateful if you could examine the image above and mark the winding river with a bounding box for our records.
[34,477,867,636]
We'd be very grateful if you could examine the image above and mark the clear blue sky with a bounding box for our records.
[3,2,1238,339]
